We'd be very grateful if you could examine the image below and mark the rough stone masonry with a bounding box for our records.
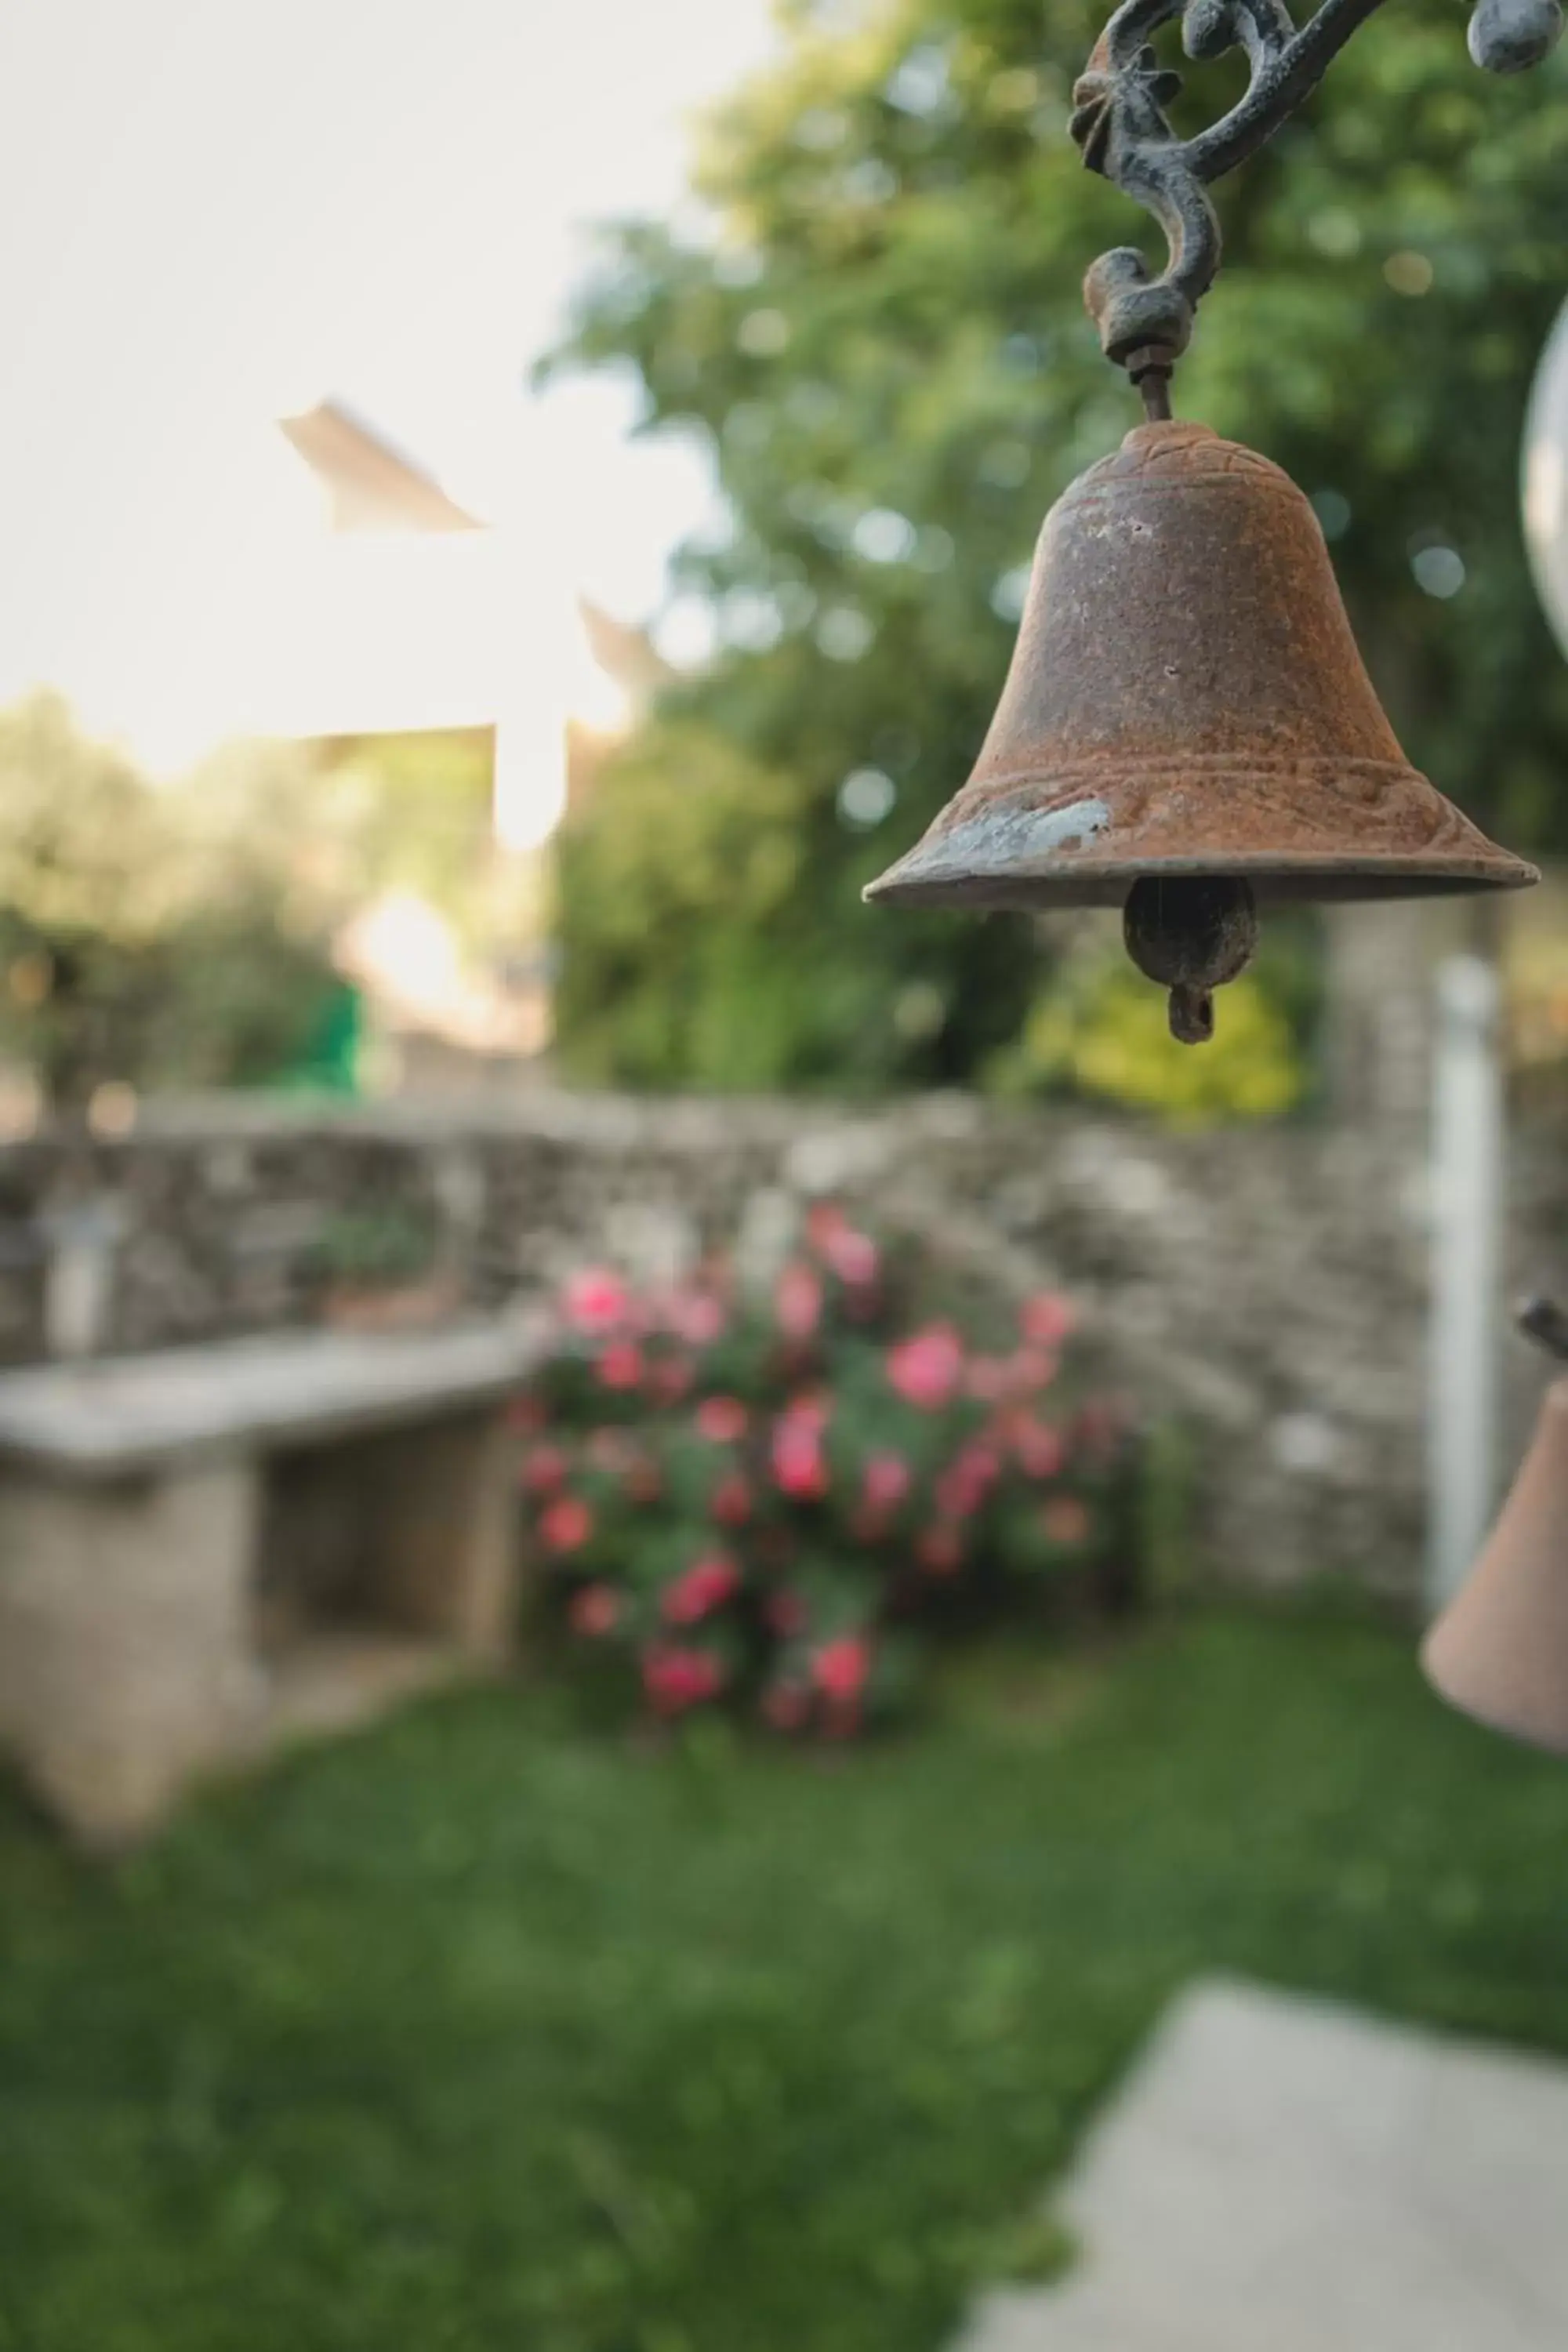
[2,1072,1564,1601]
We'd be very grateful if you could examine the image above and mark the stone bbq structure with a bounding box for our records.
[0,1323,537,1842]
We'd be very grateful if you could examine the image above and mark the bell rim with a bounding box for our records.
[863,848,1540,913]
[866,418,1541,924]
[1421,1621,1568,1760]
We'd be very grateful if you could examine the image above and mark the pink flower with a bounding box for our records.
[539,1495,594,1554]
[811,1635,872,1703]
[569,1584,621,1637]
[805,1201,848,1249]
[521,1443,569,1495]
[766,1587,809,1636]
[885,1323,965,1411]
[775,1261,823,1341]
[1021,1291,1076,1348]
[1010,1346,1059,1392]
[771,1411,829,1499]
[1014,1417,1065,1480]
[960,1439,1001,1489]
[564,1268,630,1333]
[936,1441,1000,1523]
[935,1469,978,1522]
[597,1341,644,1392]
[662,1552,742,1624]
[762,1680,813,1732]
[1042,1495,1092,1546]
[862,1450,913,1512]
[666,1287,727,1345]
[711,1472,753,1526]
[823,1226,879,1287]
[642,1644,725,1715]
[916,1523,964,1576]
[696,1395,750,1444]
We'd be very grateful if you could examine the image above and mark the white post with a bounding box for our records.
[40,1201,122,1363]
[1427,956,1504,1612]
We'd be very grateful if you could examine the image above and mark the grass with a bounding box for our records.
[3,1608,1568,2350]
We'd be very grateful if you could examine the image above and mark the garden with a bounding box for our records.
[2,1210,1568,2350]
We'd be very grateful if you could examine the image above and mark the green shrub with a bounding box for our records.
[0,696,343,1106]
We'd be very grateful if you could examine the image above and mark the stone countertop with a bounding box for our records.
[0,1321,544,1479]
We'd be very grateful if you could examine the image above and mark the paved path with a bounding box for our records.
[960,1978,1568,2352]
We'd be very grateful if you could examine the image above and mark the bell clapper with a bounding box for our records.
[1123,875,1259,1045]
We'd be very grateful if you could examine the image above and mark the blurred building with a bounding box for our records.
[275,395,666,808]
[272,399,659,1088]
[279,401,485,538]
[565,599,672,821]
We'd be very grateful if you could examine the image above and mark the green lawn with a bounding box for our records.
[3,1610,1568,2352]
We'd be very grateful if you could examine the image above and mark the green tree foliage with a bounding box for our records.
[547,0,1568,1097]
[0,697,343,1108]
[993,960,1304,1122]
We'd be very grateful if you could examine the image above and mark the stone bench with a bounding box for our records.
[0,1323,541,1843]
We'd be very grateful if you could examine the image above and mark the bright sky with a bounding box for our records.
[0,0,779,784]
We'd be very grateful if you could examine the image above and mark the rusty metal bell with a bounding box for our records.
[1423,1379,1568,1755]
[866,419,1537,1039]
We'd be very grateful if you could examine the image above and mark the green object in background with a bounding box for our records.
[2,1610,1567,2350]
[281,979,364,1095]
[0,698,351,1109]
[987,955,1312,1124]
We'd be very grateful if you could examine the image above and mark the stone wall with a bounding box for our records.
[5,1080,1561,1599]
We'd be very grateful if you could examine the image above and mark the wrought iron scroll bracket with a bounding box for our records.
[1070,0,1564,384]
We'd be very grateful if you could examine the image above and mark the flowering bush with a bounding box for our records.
[514,1205,1139,1737]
